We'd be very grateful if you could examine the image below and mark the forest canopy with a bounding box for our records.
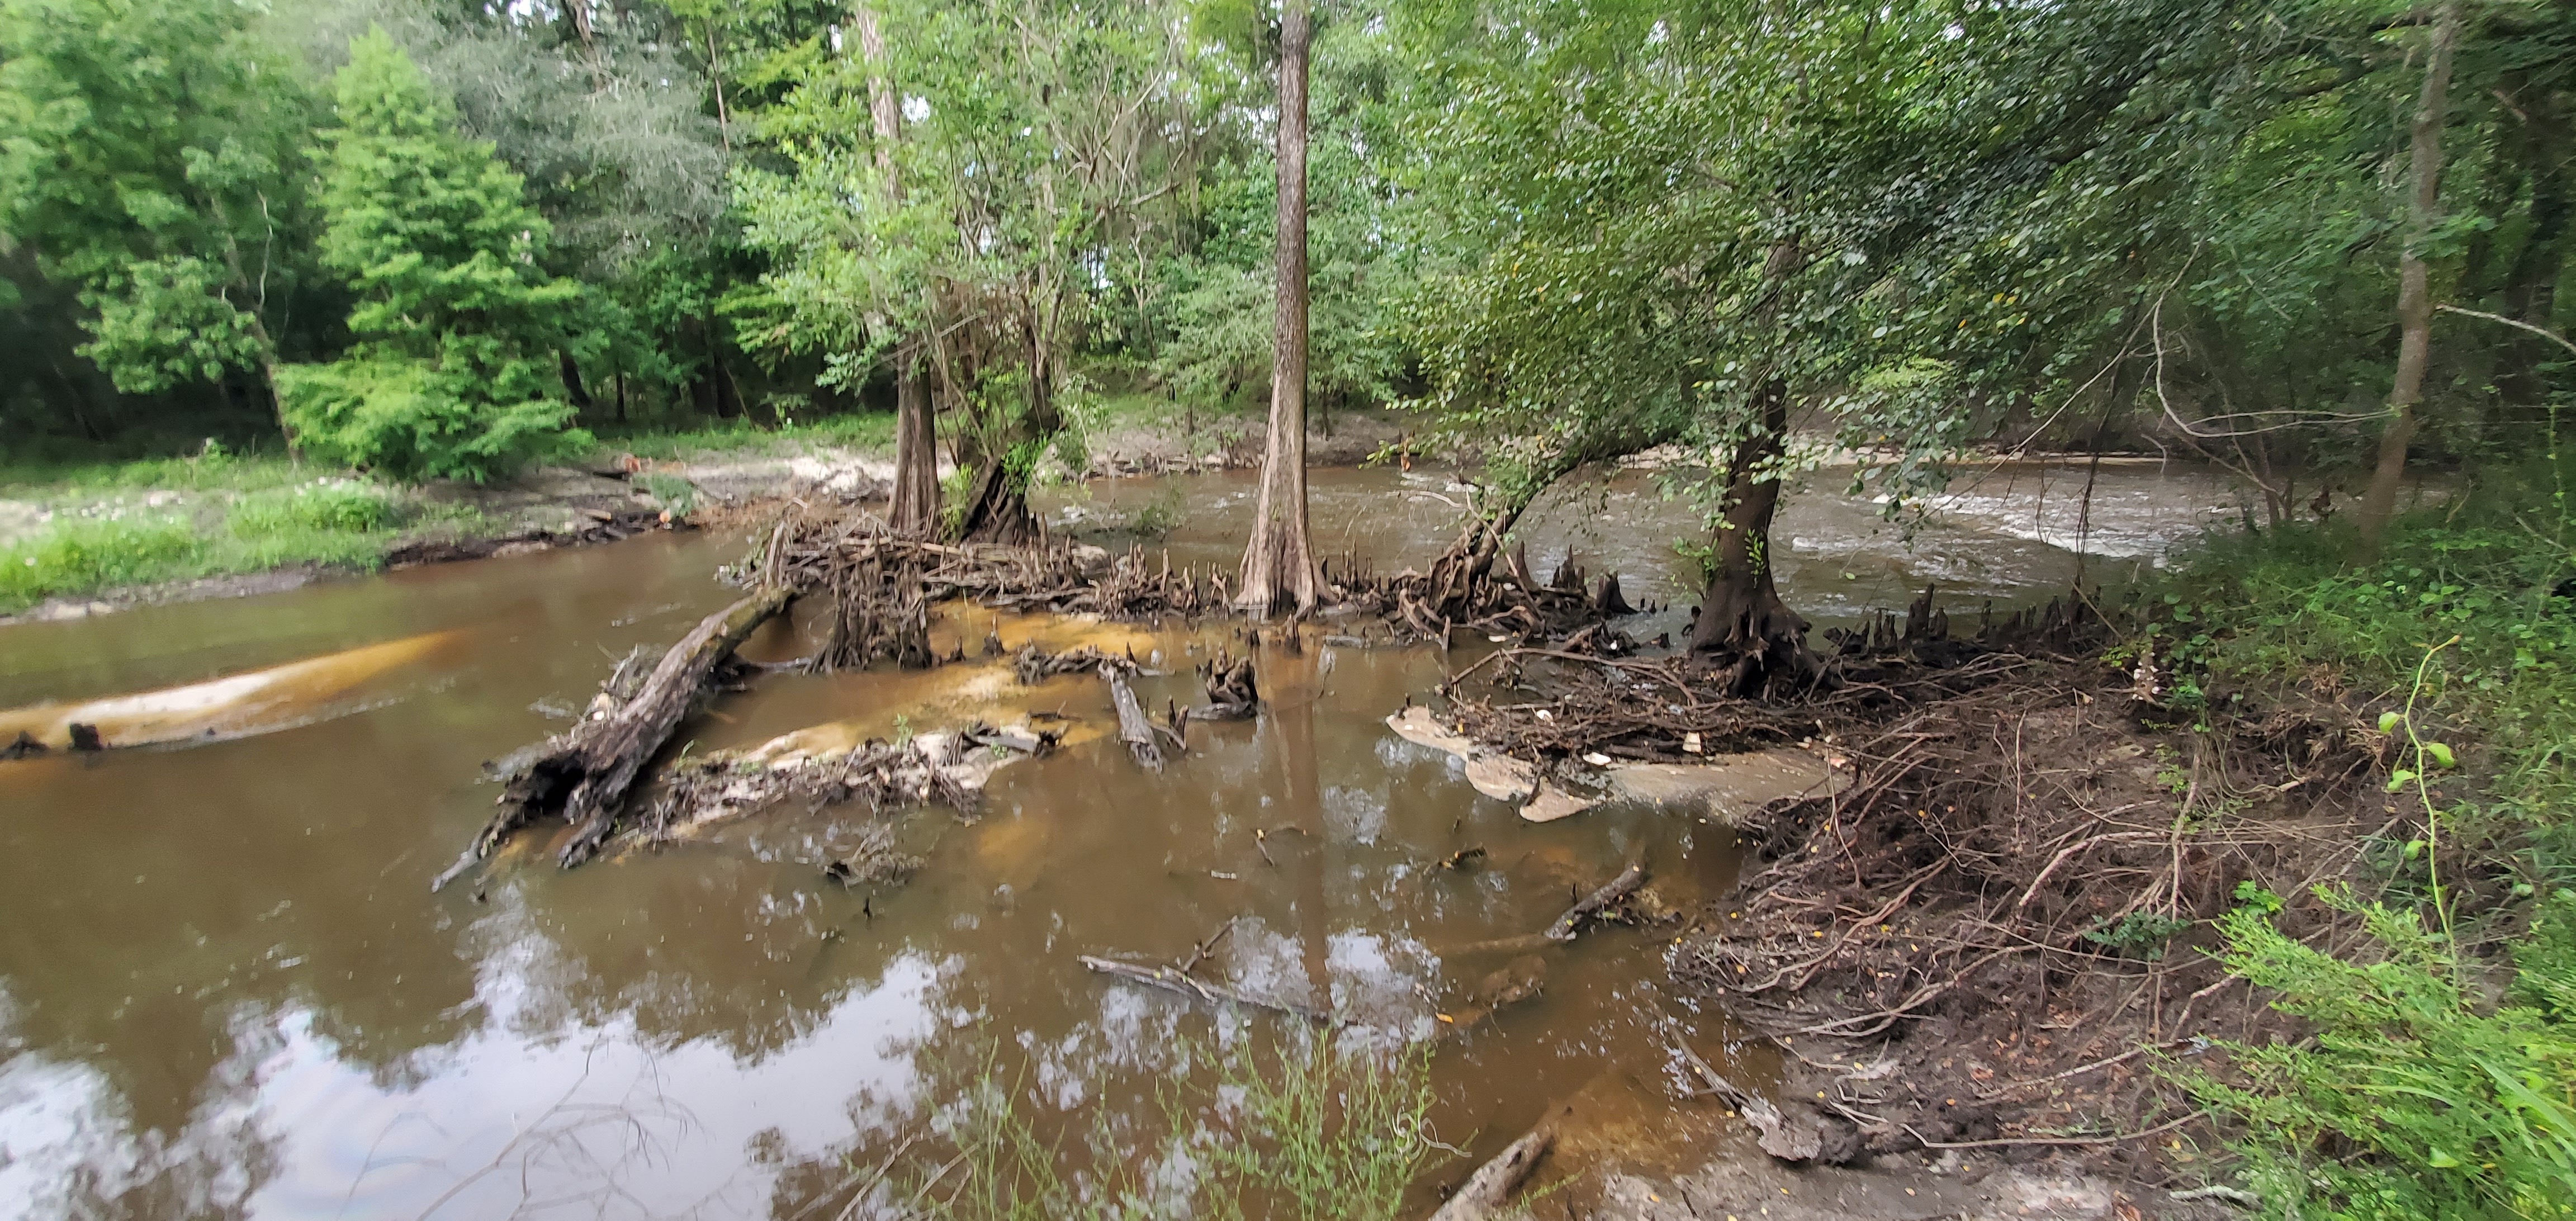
[1,0,2566,514]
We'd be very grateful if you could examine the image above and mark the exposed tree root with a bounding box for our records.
[1655,648,2392,1180]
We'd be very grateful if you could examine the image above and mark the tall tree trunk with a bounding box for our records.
[2356,0,2460,564]
[889,347,940,534]
[1686,238,1817,694]
[2503,82,2568,403]
[855,0,941,538]
[1237,0,1322,613]
[1685,380,1817,693]
[558,350,595,417]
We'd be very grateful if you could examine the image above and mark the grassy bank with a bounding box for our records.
[2147,482,2576,1219]
[0,451,474,614]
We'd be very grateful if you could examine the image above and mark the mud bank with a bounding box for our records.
[1433,608,2393,1214]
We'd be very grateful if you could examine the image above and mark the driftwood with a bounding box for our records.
[1545,860,1647,941]
[1014,643,1133,684]
[1673,1038,1824,1162]
[443,586,793,886]
[1436,861,1650,956]
[1105,665,1163,770]
[1427,1125,1553,1220]
[1077,955,1327,1022]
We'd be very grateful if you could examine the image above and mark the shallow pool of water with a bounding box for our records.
[0,460,2251,1219]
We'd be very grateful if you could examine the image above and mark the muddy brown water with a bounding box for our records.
[0,461,2250,1219]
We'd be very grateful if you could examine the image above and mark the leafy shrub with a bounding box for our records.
[278,356,585,484]
[0,517,201,608]
[2190,890,2576,1220]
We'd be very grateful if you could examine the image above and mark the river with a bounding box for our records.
[0,459,2251,1219]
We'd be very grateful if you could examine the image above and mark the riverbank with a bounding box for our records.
[1423,501,2576,1217]
[0,405,1423,622]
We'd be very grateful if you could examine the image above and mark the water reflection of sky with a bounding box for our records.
[3,930,946,1220]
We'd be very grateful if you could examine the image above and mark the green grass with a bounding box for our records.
[0,481,410,612]
[882,1031,1444,1221]
[0,448,312,500]
[0,517,205,608]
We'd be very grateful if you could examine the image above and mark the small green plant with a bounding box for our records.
[885,1031,1443,1221]
[2083,911,2192,960]
[1671,537,1719,588]
[2153,744,2193,796]
[1131,484,1186,539]
[2186,890,2576,1220]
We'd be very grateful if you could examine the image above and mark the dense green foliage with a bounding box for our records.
[2194,891,2576,1220]
[276,29,586,481]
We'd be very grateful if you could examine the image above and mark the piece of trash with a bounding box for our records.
[1682,732,1703,754]
[1582,751,1611,766]
[1209,870,1239,881]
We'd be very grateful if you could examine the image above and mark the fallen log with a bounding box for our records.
[1077,955,1327,1023]
[1106,665,1163,770]
[1427,1125,1552,1220]
[442,586,794,887]
[1544,860,1647,941]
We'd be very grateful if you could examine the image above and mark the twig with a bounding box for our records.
[1903,1110,2203,1150]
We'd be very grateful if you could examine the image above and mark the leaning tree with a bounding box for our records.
[1394,0,2256,690]
[739,0,1204,542]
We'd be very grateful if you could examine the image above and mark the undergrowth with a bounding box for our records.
[2153,467,2576,1218]
[872,1031,1442,1221]
[2190,891,2576,1220]
[2157,490,2576,888]
[0,481,408,610]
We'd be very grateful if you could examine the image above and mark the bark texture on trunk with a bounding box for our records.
[889,351,940,536]
[2503,81,2568,403]
[1684,237,1818,693]
[558,349,594,415]
[1686,380,1820,694]
[956,458,1038,544]
[1236,0,1322,613]
[2356,0,2459,564]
